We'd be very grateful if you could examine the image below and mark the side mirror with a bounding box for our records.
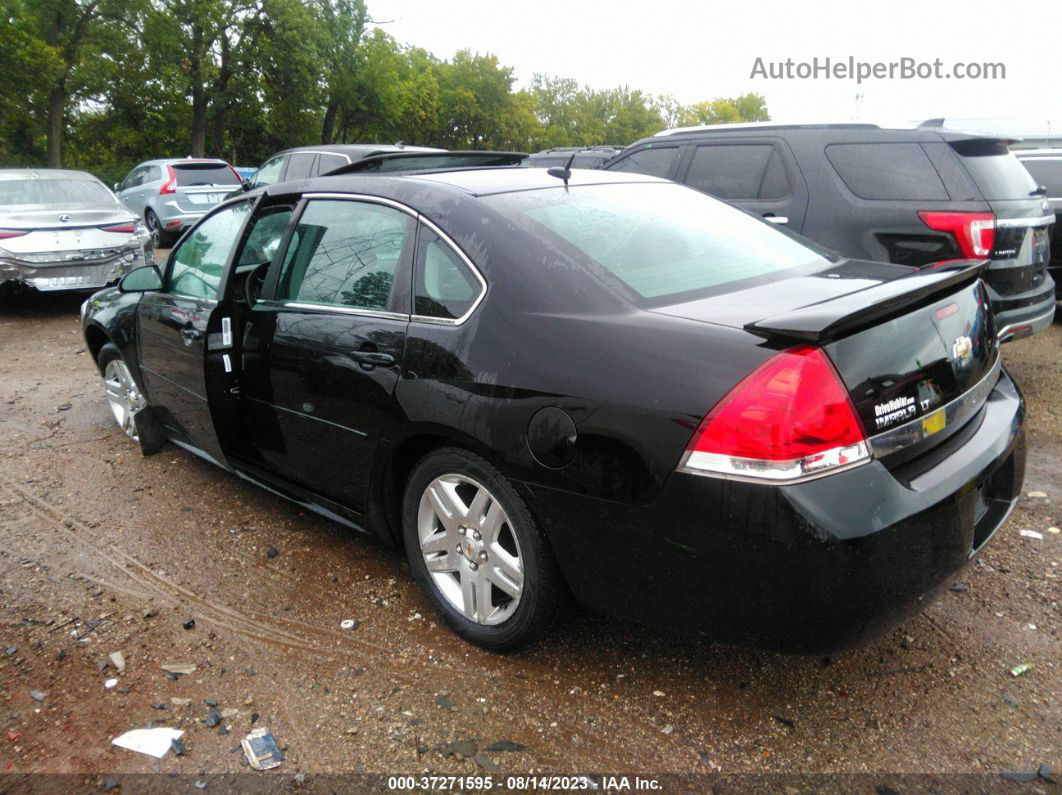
[241,178,252,192]
[119,264,163,293]
[113,182,121,192]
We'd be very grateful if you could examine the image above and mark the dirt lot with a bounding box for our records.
[0,293,1059,789]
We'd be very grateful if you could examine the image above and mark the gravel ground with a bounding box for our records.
[0,294,1058,790]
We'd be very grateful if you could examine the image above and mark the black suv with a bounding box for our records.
[602,123,1057,340]
[1014,148,1062,298]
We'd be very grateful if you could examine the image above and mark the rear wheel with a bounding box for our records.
[402,447,565,651]
[145,209,174,249]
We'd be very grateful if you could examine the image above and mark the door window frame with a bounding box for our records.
[163,198,256,304]
[680,142,794,203]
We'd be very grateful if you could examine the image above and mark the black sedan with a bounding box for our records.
[81,166,1025,652]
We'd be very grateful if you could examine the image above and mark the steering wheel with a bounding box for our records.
[244,261,270,306]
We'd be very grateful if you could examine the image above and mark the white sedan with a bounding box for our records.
[0,169,152,294]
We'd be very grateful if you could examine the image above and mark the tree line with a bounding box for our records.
[0,0,769,184]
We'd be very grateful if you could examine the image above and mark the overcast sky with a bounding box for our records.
[372,0,1062,135]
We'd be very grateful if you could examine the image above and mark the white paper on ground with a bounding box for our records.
[111,727,184,758]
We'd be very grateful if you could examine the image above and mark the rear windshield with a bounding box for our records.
[950,142,1038,201]
[0,179,114,206]
[486,182,830,306]
[172,162,240,186]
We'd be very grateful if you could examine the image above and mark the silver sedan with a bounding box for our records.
[0,169,152,294]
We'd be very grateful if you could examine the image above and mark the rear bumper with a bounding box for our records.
[0,249,145,293]
[985,272,1056,341]
[526,368,1025,653]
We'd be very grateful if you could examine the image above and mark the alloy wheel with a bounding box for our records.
[417,474,524,625]
[104,358,146,441]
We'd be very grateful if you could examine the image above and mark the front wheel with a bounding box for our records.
[97,343,164,455]
[402,447,565,651]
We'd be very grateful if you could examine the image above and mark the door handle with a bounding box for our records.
[350,350,396,369]
[180,327,203,346]
[763,214,789,224]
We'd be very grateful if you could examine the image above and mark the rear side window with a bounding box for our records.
[284,152,315,181]
[487,182,829,306]
[172,162,240,187]
[686,144,789,200]
[317,153,349,175]
[951,141,1039,200]
[826,143,948,200]
[606,146,680,179]
[276,199,412,311]
[253,156,285,187]
[414,231,481,320]
[1020,158,1062,196]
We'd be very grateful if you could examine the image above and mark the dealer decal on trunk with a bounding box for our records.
[873,396,917,430]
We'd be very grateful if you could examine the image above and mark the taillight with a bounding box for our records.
[679,346,870,482]
[918,211,995,258]
[0,230,28,240]
[160,165,177,195]
[99,223,136,234]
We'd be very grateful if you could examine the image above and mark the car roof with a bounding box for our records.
[1014,148,1062,157]
[0,168,101,182]
[641,121,1008,146]
[140,158,232,166]
[398,166,664,196]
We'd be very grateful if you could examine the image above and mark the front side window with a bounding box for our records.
[236,206,294,272]
[487,182,830,306]
[606,146,680,179]
[167,203,250,299]
[414,231,481,320]
[686,144,789,200]
[276,199,412,311]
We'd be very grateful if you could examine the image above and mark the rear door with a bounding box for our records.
[236,195,415,512]
[673,139,809,230]
[136,200,253,464]
[117,166,148,215]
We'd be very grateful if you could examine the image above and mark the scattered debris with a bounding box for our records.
[104,678,119,689]
[1010,663,1034,677]
[101,775,118,791]
[161,663,196,675]
[205,698,218,707]
[171,697,192,707]
[1027,491,1047,498]
[205,709,223,728]
[474,751,500,772]
[111,727,184,758]
[4,647,16,656]
[242,727,283,770]
[250,712,260,724]
[143,608,158,619]
[221,708,239,719]
[949,582,968,592]
[55,403,71,412]
[6,731,20,743]
[1020,529,1044,540]
[108,651,126,672]
[29,689,46,702]
[170,737,188,756]
[1002,692,1019,706]
[151,703,170,711]
[438,739,477,758]
[660,724,674,735]
[652,690,665,697]
[1048,527,1060,535]
[435,693,456,710]
[773,715,795,728]
[345,727,359,735]
[265,547,279,559]
[485,740,527,752]
[340,619,360,630]
[183,619,196,630]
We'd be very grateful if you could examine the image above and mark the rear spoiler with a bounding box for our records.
[325,151,528,176]
[744,259,989,343]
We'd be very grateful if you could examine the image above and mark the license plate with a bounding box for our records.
[922,408,946,436]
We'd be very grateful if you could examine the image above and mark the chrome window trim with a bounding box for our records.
[298,192,488,327]
[282,301,408,321]
[867,354,1002,458]
[994,214,1055,228]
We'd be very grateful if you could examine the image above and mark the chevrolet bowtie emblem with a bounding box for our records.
[952,335,973,361]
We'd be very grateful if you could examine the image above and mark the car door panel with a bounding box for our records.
[234,197,414,513]
[136,201,253,464]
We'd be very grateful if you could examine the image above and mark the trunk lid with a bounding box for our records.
[170,162,241,212]
[652,259,999,456]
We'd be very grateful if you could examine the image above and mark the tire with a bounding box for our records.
[145,209,174,249]
[97,343,164,456]
[402,447,565,651]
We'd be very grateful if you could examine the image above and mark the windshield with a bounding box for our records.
[0,179,115,207]
[173,163,241,187]
[486,182,830,305]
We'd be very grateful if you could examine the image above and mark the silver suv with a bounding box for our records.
[115,158,242,247]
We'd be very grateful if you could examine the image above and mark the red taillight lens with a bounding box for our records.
[0,229,28,240]
[679,346,870,482]
[918,211,995,259]
[99,223,136,234]
[160,165,177,195]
